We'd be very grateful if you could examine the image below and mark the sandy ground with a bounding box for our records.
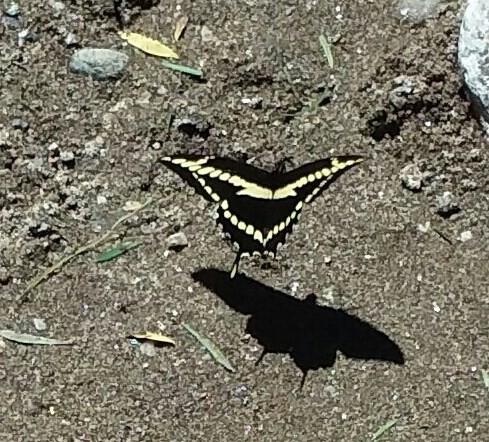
[1,0,488,441]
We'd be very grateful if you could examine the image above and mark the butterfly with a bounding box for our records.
[160,154,364,278]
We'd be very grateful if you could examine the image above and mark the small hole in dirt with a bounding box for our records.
[437,207,462,220]
[177,122,211,140]
[370,120,401,141]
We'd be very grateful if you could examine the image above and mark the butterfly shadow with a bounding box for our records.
[192,269,405,388]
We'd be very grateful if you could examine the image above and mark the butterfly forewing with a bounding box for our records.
[160,156,276,203]
[274,156,365,203]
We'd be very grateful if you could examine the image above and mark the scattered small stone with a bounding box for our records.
[395,0,441,23]
[64,32,79,47]
[200,25,214,43]
[69,48,129,80]
[417,221,430,233]
[18,29,39,46]
[400,163,423,191]
[48,0,65,12]
[28,221,53,238]
[33,318,47,331]
[167,232,188,250]
[436,191,461,218]
[389,75,419,109]
[59,150,75,165]
[0,266,10,285]
[1,15,20,29]
[11,118,29,130]
[459,231,472,242]
[140,342,157,357]
[4,2,21,17]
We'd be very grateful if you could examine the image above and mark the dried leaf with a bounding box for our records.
[0,330,74,346]
[129,331,176,346]
[174,16,189,41]
[372,419,397,441]
[319,34,334,69]
[183,323,235,372]
[119,31,179,59]
[96,241,142,263]
[161,60,203,77]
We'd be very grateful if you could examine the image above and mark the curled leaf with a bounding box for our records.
[174,16,189,41]
[119,31,179,59]
[128,331,176,346]
[0,330,74,345]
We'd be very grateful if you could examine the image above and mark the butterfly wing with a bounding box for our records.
[160,155,276,204]
[273,156,364,204]
[262,156,364,253]
[215,196,300,255]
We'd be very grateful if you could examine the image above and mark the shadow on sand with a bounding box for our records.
[192,268,405,387]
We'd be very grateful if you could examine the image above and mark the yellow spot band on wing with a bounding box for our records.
[236,184,273,199]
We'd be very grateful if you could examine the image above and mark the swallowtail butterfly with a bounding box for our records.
[161,154,364,278]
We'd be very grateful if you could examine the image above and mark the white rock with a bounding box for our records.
[167,232,188,249]
[458,0,489,129]
[33,318,47,331]
[396,0,441,22]
[459,231,472,242]
[400,163,423,191]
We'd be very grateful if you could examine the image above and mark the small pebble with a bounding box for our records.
[140,342,157,357]
[11,118,29,130]
[70,48,129,80]
[59,150,75,163]
[200,25,214,43]
[167,232,189,250]
[417,221,430,233]
[33,318,47,331]
[64,32,79,47]
[48,0,65,12]
[436,191,461,218]
[459,231,472,242]
[400,163,423,191]
[4,2,20,17]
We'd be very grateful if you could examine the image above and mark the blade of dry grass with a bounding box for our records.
[183,323,235,372]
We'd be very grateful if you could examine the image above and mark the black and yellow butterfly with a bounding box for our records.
[160,154,364,278]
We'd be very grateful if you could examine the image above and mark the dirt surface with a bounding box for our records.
[1,1,488,441]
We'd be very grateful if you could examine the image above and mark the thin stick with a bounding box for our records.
[20,198,154,300]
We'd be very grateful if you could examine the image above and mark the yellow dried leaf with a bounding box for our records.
[118,31,179,59]
[174,16,189,41]
[129,331,176,346]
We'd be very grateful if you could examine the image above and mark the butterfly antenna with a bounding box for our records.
[230,252,241,279]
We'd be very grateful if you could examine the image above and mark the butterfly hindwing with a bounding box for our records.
[215,196,301,256]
